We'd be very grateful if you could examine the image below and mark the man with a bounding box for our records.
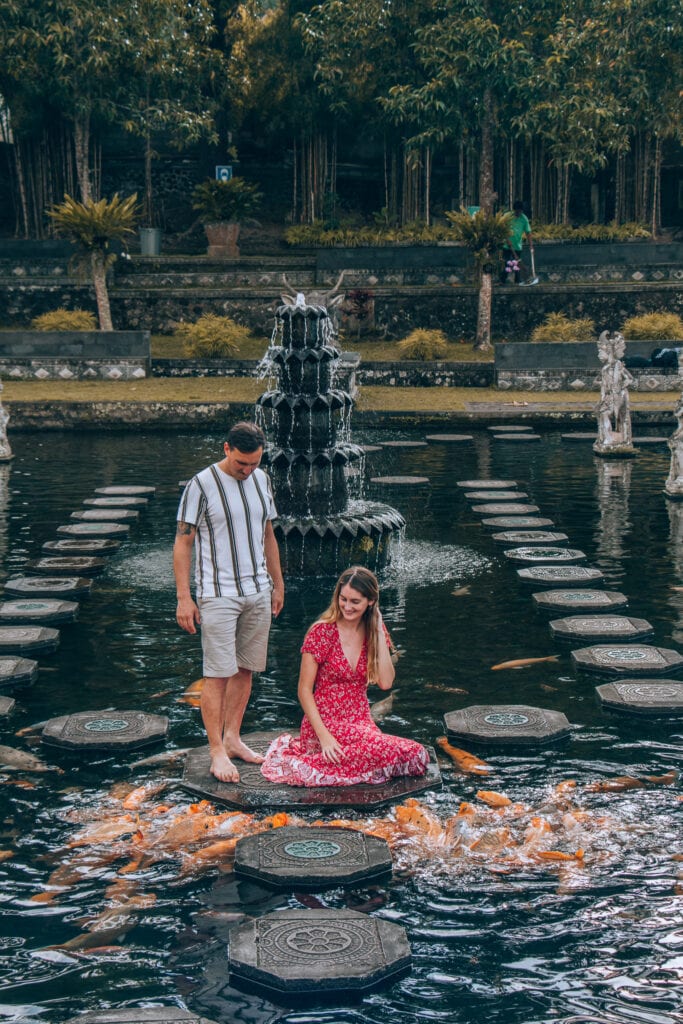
[502,200,533,284]
[174,421,284,783]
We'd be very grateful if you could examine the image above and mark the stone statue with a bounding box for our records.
[280,272,346,329]
[665,393,683,499]
[593,330,635,457]
[0,382,12,462]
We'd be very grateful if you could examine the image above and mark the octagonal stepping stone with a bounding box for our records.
[42,709,168,750]
[379,440,428,448]
[43,537,121,556]
[70,508,139,522]
[361,445,383,453]
[57,522,130,538]
[26,556,107,577]
[632,436,668,447]
[492,433,542,442]
[572,645,683,676]
[234,826,392,890]
[371,476,430,486]
[549,615,654,642]
[472,503,540,515]
[0,599,78,626]
[533,589,628,613]
[65,1011,218,1024]
[94,486,156,497]
[182,730,441,810]
[83,496,149,508]
[465,491,528,501]
[504,547,586,565]
[0,656,39,688]
[487,425,533,432]
[3,576,92,599]
[596,679,683,716]
[228,908,411,996]
[0,695,15,716]
[517,565,604,587]
[492,530,569,546]
[444,704,571,747]
[457,479,517,489]
[482,516,555,529]
[425,434,474,443]
[561,432,597,443]
[0,627,59,655]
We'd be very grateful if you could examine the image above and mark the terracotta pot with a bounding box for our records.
[204,221,240,258]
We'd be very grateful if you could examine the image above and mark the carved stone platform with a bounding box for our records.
[26,556,107,577]
[632,436,669,446]
[0,599,78,625]
[561,433,597,443]
[94,486,156,497]
[596,679,683,715]
[83,496,149,508]
[3,576,92,599]
[228,909,411,995]
[426,434,474,443]
[472,503,540,515]
[42,710,168,750]
[465,491,528,501]
[0,626,59,655]
[593,442,636,459]
[457,479,517,489]
[504,547,586,565]
[43,538,122,555]
[492,433,541,442]
[482,516,555,529]
[64,1010,216,1024]
[491,531,568,546]
[517,565,604,587]
[370,476,430,486]
[70,509,140,522]
[549,615,654,641]
[379,440,428,448]
[444,704,571,746]
[234,826,392,890]
[571,645,683,676]
[487,425,533,433]
[182,731,441,810]
[57,522,130,538]
[0,655,39,688]
[533,589,628,612]
[0,695,15,715]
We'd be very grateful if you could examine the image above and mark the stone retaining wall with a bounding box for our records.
[0,331,151,380]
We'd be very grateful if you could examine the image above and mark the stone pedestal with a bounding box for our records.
[43,538,121,555]
[0,656,39,688]
[457,479,517,489]
[0,626,59,655]
[57,522,130,539]
[3,576,92,598]
[532,589,628,613]
[444,704,571,746]
[549,615,654,641]
[42,710,168,750]
[0,599,78,626]
[504,547,586,565]
[517,565,604,587]
[26,556,107,577]
[596,679,683,716]
[571,645,683,676]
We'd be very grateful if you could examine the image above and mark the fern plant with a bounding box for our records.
[173,315,252,357]
[531,313,596,342]
[620,313,683,340]
[31,308,97,331]
[397,329,449,360]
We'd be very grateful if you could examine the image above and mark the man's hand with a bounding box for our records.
[271,582,285,618]
[176,595,201,634]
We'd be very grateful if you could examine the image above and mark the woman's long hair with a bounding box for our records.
[316,566,383,683]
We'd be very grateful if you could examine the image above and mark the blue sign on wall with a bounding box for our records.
[215,165,233,182]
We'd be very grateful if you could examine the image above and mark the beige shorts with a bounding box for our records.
[198,591,272,678]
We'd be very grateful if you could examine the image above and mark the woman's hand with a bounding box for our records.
[319,733,344,764]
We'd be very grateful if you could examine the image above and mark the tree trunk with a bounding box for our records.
[479,89,495,213]
[651,135,662,236]
[474,271,492,351]
[73,115,91,203]
[92,253,113,330]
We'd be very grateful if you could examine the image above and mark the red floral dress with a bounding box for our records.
[260,621,429,787]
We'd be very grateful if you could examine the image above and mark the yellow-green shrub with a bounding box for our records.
[531,313,595,342]
[397,329,449,360]
[31,308,97,331]
[173,315,252,357]
[620,313,683,340]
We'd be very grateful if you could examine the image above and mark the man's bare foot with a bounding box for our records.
[225,738,265,765]
[210,750,240,783]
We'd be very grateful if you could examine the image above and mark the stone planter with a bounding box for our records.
[204,221,240,258]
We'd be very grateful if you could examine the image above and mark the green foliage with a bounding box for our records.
[31,308,97,332]
[285,222,456,247]
[191,178,263,224]
[397,329,449,360]
[620,313,683,340]
[444,209,512,268]
[531,313,596,343]
[48,193,139,257]
[533,222,651,242]
[173,315,252,358]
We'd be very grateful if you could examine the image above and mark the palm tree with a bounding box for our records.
[48,194,140,330]
[446,209,512,351]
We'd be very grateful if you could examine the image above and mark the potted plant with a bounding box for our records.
[191,177,262,257]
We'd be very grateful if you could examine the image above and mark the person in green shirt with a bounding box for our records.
[501,200,533,284]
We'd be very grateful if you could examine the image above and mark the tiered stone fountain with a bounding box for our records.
[256,295,404,575]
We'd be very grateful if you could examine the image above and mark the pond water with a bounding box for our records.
[1,428,682,1024]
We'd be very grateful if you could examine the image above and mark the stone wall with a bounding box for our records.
[0,331,150,380]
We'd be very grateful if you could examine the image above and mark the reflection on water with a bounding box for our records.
[0,429,681,1024]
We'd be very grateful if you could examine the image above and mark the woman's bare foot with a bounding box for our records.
[210,750,240,783]
[225,738,265,764]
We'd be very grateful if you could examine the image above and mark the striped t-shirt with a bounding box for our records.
[177,463,277,598]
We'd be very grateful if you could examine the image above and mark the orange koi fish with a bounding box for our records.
[491,656,559,670]
[436,737,491,774]
[476,790,512,808]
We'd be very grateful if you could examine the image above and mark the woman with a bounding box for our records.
[261,566,429,787]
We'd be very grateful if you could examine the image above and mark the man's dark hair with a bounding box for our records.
[513,199,524,213]
[227,421,266,453]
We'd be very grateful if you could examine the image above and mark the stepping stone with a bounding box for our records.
[361,445,383,453]
[94,486,156,497]
[3,576,92,599]
[65,1011,218,1024]
[517,565,604,587]
[561,432,597,443]
[492,433,542,441]
[465,491,528,501]
[533,589,628,612]
[234,826,392,890]
[0,599,79,626]
[70,508,140,522]
[444,704,571,747]
[379,440,428,448]
[43,538,122,556]
[482,516,555,529]
[487,425,533,432]
[549,615,654,642]
[0,695,15,715]
[457,479,517,489]
[42,710,168,750]
[491,531,569,545]
[503,547,586,565]
[57,522,130,538]
[0,627,59,655]
[182,730,441,810]
[0,656,39,688]
[178,480,189,490]
[371,476,430,486]
[571,645,683,677]
[228,909,411,996]
[596,679,683,716]
[26,556,107,577]
[83,496,149,508]
[425,434,474,443]
[632,437,669,446]
[472,503,540,515]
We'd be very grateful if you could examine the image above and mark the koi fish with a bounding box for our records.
[370,694,394,722]
[535,849,584,862]
[0,745,55,773]
[476,790,512,808]
[177,678,205,707]
[129,748,191,769]
[0,850,14,861]
[149,690,171,699]
[435,737,491,774]
[122,781,168,811]
[15,721,48,737]
[491,656,559,670]
[451,586,471,597]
